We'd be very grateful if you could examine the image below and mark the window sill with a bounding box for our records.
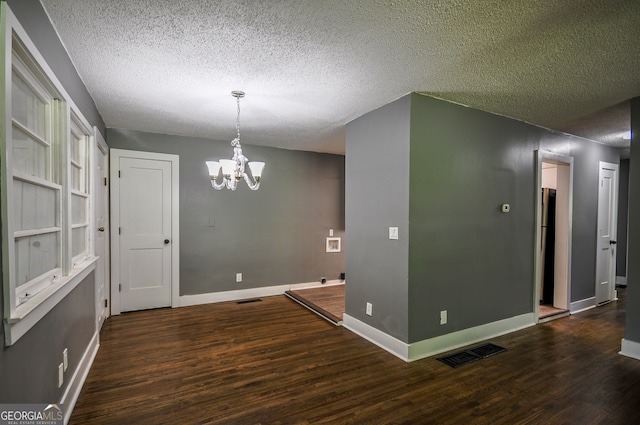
[4,256,98,346]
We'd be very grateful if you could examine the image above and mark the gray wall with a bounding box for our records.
[6,0,105,137]
[617,158,630,278]
[0,1,100,404]
[0,273,96,402]
[344,96,411,342]
[346,93,620,344]
[108,128,345,295]
[625,97,640,343]
[408,94,537,341]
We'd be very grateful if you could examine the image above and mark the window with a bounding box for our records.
[1,7,97,345]
[10,46,61,307]
[70,115,91,264]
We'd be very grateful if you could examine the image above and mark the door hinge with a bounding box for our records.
[104,177,108,186]
[119,284,122,292]
[119,227,121,235]
[118,170,121,178]
[104,299,108,308]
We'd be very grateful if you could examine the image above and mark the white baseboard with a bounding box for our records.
[61,331,100,425]
[620,338,640,361]
[342,314,409,361]
[179,280,343,307]
[570,297,596,314]
[616,276,627,286]
[407,313,535,362]
[343,313,536,362]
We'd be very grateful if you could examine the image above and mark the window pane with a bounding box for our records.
[71,194,86,224]
[12,126,47,178]
[70,130,87,192]
[71,133,81,164]
[72,227,86,258]
[15,232,59,287]
[13,180,57,231]
[71,165,81,191]
[12,70,47,138]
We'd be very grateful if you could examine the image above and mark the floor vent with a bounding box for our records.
[236,298,262,304]
[437,343,506,368]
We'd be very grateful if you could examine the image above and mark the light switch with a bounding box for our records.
[329,229,334,237]
[389,227,399,240]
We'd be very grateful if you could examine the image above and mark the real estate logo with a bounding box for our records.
[0,404,63,425]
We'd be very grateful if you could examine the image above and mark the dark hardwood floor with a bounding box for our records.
[285,284,345,324]
[70,288,640,425]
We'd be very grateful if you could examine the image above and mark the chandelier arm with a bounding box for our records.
[210,177,226,190]
[243,172,260,190]
[225,177,238,191]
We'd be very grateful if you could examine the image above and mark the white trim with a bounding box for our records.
[4,257,97,345]
[407,313,535,362]
[14,226,61,238]
[93,127,109,331]
[13,171,62,190]
[109,149,180,314]
[569,296,596,314]
[342,314,409,361]
[620,338,640,361]
[179,280,343,307]
[616,276,627,286]
[290,280,343,290]
[60,331,99,425]
[343,312,535,362]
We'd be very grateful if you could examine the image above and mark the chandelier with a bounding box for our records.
[206,91,265,190]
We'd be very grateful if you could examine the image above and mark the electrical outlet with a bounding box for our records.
[440,310,447,325]
[236,273,242,283]
[58,363,64,388]
[366,302,373,316]
[63,348,68,371]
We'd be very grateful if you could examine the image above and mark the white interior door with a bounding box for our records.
[595,162,618,305]
[94,130,110,329]
[110,149,179,314]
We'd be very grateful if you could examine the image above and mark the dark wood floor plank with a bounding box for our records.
[286,284,345,324]
[70,288,640,425]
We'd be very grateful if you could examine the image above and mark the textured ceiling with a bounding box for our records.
[40,0,640,154]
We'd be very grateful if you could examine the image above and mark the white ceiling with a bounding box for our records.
[40,0,640,155]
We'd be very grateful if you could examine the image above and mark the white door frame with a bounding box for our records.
[534,150,574,322]
[93,128,110,328]
[110,148,180,315]
[595,161,619,304]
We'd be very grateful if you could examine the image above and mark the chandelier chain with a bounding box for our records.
[236,95,241,143]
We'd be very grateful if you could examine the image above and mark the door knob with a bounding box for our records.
[164,239,170,244]
[610,240,617,245]
[98,227,105,232]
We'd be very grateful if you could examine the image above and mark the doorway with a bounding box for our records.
[535,151,573,322]
[110,149,180,314]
